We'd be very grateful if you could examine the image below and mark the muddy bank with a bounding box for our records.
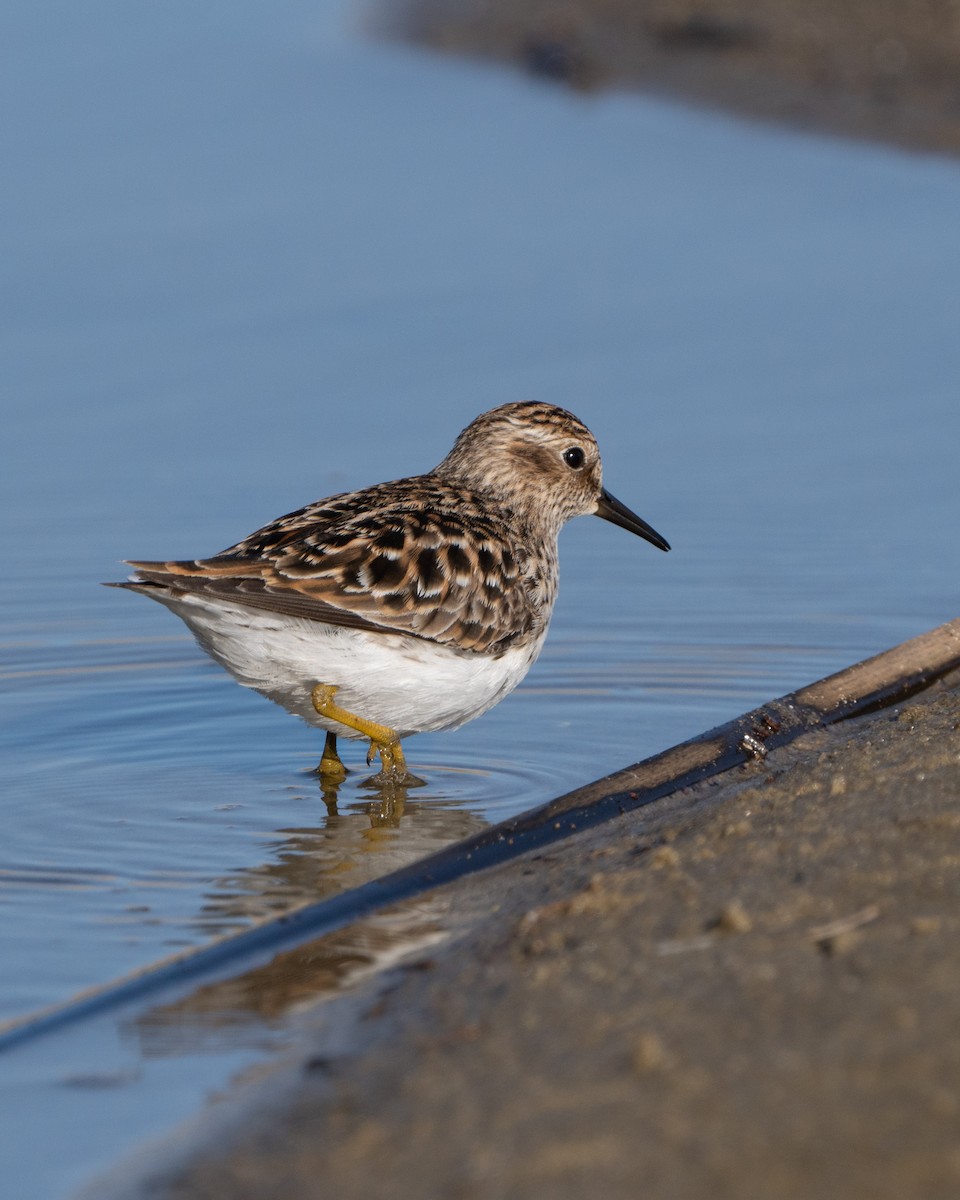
[392,0,960,155]
[114,652,960,1199]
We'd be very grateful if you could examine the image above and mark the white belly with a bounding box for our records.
[156,592,543,739]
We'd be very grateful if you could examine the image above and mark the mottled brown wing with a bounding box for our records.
[127,479,539,654]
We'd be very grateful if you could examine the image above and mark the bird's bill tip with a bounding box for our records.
[595,488,670,552]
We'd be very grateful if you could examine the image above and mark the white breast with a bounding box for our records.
[155,591,545,739]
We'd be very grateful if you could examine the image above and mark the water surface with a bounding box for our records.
[2,0,960,1193]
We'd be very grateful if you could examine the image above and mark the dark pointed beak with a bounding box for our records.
[595,487,670,552]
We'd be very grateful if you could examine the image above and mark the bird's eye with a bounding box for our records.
[563,446,585,469]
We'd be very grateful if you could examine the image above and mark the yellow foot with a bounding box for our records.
[362,738,426,790]
[317,731,347,782]
[311,683,424,789]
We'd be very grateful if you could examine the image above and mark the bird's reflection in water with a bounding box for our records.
[197,769,488,934]
[131,769,488,1056]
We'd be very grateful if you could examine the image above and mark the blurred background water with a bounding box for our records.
[2,0,959,1192]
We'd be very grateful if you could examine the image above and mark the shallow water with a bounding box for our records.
[2,0,960,1192]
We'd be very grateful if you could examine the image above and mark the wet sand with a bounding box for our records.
[113,644,960,1199]
[393,0,960,156]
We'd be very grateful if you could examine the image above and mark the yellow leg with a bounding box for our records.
[317,731,347,782]
[311,683,419,786]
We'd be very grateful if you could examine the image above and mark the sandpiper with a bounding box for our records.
[110,402,669,784]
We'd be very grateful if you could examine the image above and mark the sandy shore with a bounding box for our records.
[393,0,960,156]
[110,640,960,1199]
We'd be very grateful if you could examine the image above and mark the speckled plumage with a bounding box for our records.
[130,477,541,656]
[110,402,669,777]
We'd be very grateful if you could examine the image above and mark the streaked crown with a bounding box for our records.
[435,401,603,534]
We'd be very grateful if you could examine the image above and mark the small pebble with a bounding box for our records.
[650,845,680,870]
[632,1032,672,1075]
[714,900,752,933]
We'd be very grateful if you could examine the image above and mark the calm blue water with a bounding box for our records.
[2,0,960,1193]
